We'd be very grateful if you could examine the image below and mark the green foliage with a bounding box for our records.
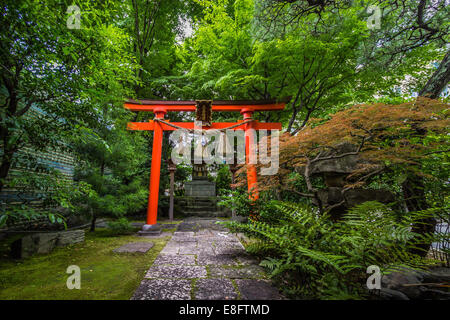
[106,218,136,235]
[218,189,258,217]
[70,122,149,227]
[215,165,232,196]
[168,0,441,131]
[221,199,442,299]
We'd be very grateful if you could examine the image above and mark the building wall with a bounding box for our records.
[0,106,77,231]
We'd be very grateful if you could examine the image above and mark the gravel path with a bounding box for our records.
[131,219,284,300]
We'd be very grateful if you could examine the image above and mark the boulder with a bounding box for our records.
[379,288,410,300]
[314,187,395,220]
[297,142,395,218]
[381,268,425,299]
[55,230,85,247]
[379,267,450,300]
[421,267,450,283]
[11,233,58,259]
[308,142,362,176]
[344,189,395,207]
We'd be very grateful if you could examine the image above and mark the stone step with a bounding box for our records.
[179,202,217,208]
[186,197,217,201]
[184,205,216,210]
[185,201,216,204]
[182,211,217,215]
[184,201,217,206]
[182,211,228,217]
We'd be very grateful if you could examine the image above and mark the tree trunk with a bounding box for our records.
[419,51,450,99]
[90,211,96,232]
[0,149,14,193]
[402,177,436,257]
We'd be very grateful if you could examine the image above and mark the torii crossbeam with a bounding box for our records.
[125,99,286,234]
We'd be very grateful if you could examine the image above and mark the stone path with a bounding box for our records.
[131,219,284,300]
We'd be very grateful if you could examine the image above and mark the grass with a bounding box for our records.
[0,228,171,300]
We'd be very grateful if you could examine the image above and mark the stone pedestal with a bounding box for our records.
[185,180,216,197]
[138,223,162,236]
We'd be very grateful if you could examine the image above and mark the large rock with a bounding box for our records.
[313,187,395,220]
[113,242,154,253]
[295,142,395,219]
[11,230,85,259]
[380,267,450,300]
[379,288,410,300]
[56,230,85,247]
[381,268,426,299]
[310,143,361,176]
[11,233,58,259]
[316,188,395,207]
[296,142,364,180]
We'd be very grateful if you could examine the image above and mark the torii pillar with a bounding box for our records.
[144,108,165,232]
[124,99,286,234]
[242,108,258,200]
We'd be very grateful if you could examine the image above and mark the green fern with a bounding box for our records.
[220,199,446,299]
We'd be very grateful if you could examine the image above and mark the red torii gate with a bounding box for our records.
[124,99,286,234]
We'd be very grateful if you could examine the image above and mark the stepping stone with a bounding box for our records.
[196,229,213,236]
[208,265,265,279]
[235,279,284,300]
[195,279,238,300]
[172,237,197,243]
[176,222,200,232]
[212,236,242,244]
[236,254,260,265]
[172,231,197,242]
[213,241,245,248]
[159,244,180,255]
[132,279,191,300]
[113,242,154,253]
[145,265,207,279]
[137,231,173,238]
[179,243,199,254]
[213,244,245,255]
[197,254,238,266]
[154,254,196,265]
[174,231,195,237]
[196,245,215,256]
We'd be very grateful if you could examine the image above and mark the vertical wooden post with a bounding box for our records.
[241,108,259,200]
[146,108,166,226]
[169,171,174,221]
[168,159,176,222]
[229,163,238,218]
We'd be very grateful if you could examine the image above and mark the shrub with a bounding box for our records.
[106,218,135,235]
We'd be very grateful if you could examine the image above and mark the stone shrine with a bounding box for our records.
[184,163,216,197]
